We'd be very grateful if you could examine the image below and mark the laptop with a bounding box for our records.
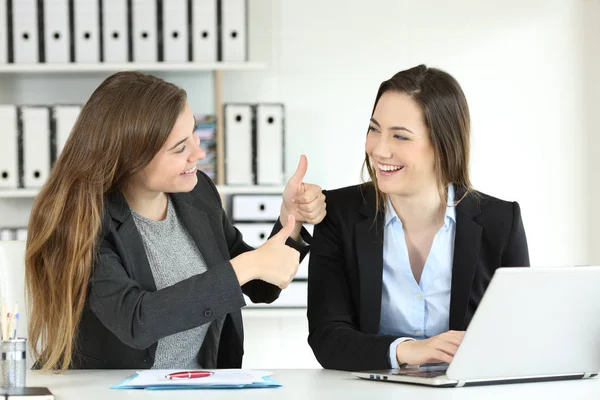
[353,266,600,387]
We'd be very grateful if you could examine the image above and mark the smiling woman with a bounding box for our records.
[307,64,530,372]
[24,71,327,372]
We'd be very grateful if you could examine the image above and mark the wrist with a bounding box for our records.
[230,252,258,285]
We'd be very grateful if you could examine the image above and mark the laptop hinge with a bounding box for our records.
[456,381,466,388]
[583,373,592,379]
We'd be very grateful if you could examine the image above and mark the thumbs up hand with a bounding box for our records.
[281,155,327,226]
[252,214,300,288]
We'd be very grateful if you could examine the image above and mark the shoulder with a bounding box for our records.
[324,183,375,212]
[462,190,524,235]
[467,190,521,216]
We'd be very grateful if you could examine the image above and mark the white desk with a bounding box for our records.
[25,369,600,399]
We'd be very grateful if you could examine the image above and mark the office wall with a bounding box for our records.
[223,0,596,267]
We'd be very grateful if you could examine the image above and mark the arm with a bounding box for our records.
[501,202,530,267]
[307,208,398,371]
[89,239,245,350]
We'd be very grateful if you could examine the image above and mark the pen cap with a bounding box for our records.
[1,338,27,388]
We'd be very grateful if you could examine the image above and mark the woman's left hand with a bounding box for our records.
[281,155,327,226]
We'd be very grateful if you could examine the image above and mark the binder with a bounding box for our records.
[42,0,70,63]
[0,229,15,241]
[255,104,284,185]
[131,0,158,62]
[191,0,217,62]
[162,0,189,62]
[102,0,128,63]
[224,104,253,185]
[15,228,28,241]
[0,0,7,64]
[220,0,247,61]
[20,106,51,188]
[52,105,81,162]
[231,194,281,222]
[73,0,101,62]
[0,105,18,189]
[11,0,40,63]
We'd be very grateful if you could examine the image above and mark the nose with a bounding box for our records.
[372,136,392,159]
[190,136,206,162]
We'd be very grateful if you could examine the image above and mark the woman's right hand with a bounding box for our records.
[231,214,300,288]
[396,330,466,366]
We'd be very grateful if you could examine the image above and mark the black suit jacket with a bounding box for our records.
[307,183,529,371]
[70,171,310,369]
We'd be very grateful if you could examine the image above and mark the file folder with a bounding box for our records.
[255,104,284,185]
[11,0,40,63]
[131,0,158,62]
[162,0,189,62]
[220,0,247,61]
[20,107,51,188]
[52,105,81,163]
[73,0,100,62]
[0,0,7,64]
[42,0,70,63]
[0,105,19,189]
[15,228,27,241]
[191,0,217,62]
[224,104,254,185]
[102,0,128,63]
[0,229,15,241]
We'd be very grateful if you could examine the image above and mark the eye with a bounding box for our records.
[176,145,186,154]
[394,134,408,141]
[368,126,379,133]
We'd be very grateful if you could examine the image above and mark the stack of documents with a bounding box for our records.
[112,369,281,390]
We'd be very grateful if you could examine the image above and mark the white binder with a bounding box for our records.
[256,104,284,185]
[162,0,188,62]
[0,105,19,189]
[73,0,100,62]
[43,0,70,63]
[231,194,281,222]
[0,0,7,64]
[20,107,51,188]
[224,104,253,185]
[0,229,15,241]
[191,0,217,62]
[131,0,158,62]
[53,105,81,161]
[12,0,40,63]
[234,223,273,247]
[102,0,128,63]
[220,0,247,61]
[15,228,28,241]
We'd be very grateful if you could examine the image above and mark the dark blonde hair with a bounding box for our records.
[25,71,187,371]
[362,64,472,212]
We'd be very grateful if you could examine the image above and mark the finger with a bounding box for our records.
[290,155,308,185]
[432,350,453,364]
[274,214,296,243]
[294,188,322,205]
[296,207,321,222]
[310,210,328,225]
[297,202,320,214]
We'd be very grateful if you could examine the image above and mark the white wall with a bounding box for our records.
[223,0,598,267]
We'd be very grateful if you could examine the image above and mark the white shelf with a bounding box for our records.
[242,308,306,318]
[0,185,284,198]
[0,62,268,74]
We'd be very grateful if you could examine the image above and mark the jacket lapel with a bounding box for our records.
[171,191,225,269]
[355,185,385,334]
[448,191,482,330]
[105,191,157,292]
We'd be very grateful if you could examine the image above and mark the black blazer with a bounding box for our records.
[70,171,311,369]
[307,183,529,372]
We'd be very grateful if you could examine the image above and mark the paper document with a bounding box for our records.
[112,369,281,390]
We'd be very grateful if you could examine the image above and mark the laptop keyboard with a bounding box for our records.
[393,369,448,378]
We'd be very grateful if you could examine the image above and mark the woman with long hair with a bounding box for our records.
[26,71,326,371]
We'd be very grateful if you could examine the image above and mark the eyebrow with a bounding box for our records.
[167,115,197,151]
[370,118,415,134]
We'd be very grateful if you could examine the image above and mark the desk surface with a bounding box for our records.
[26,369,600,399]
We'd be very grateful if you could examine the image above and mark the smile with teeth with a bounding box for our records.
[181,165,197,175]
[378,163,404,172]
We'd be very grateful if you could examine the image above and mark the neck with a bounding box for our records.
[122,184,168,221]
[388,185,446,231]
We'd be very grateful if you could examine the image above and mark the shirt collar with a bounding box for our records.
[385,184,456,228]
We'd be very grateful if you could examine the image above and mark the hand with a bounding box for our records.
[249,214,300,288]
[281,155,327,226]
[396,331,465,366]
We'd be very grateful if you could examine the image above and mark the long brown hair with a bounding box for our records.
[25,71,187,372]
[362,64,473,212]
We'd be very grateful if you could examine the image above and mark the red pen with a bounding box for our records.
[165,370,214,380]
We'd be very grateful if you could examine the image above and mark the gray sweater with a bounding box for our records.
[132,198,210,369]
